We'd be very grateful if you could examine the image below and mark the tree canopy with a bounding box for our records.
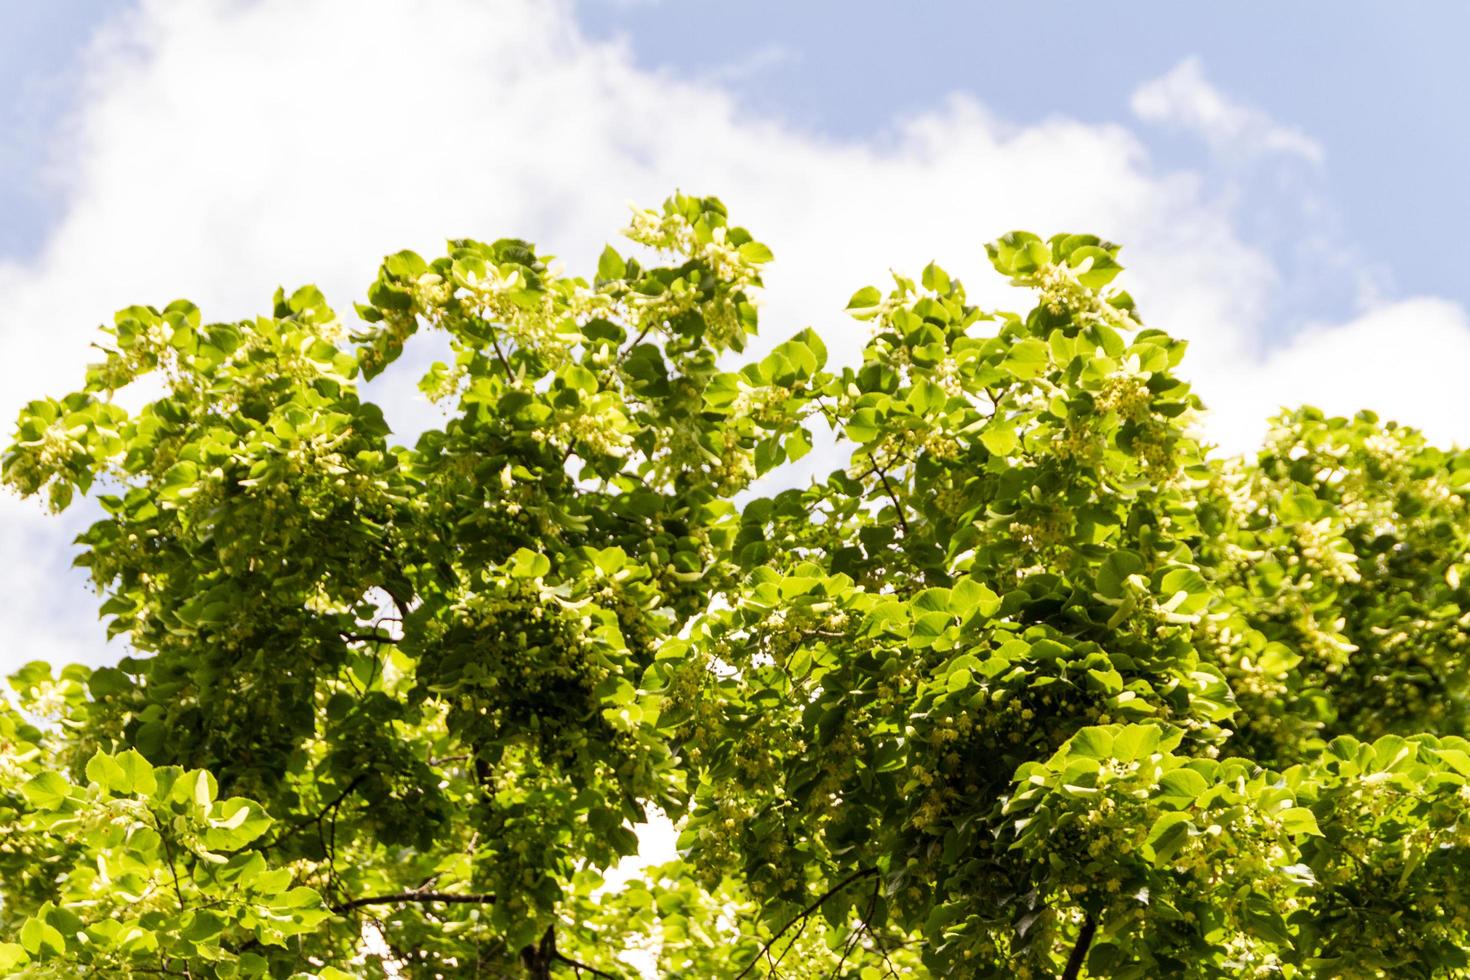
[4,194,1470,978]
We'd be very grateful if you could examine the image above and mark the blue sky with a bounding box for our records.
[9,2,1470,312]
[578,0,1470,309]
[2,0,1469,670]
[0,0,117,258]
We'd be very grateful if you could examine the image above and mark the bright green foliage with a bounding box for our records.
[3,197,1469,977]
[1,668,328,977]
[1200,410,1470,763]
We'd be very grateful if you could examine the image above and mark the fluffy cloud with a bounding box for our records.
[1200,298,1470,454]
[2,0,1466,671]
[1131,57,1325,164]
[0,497,104,667]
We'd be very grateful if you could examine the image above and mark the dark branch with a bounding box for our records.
[264,773,370,850]
[618,322,656,366]
[1061,912,1098,980]
[488,329,514,377]
[331,891,498,914]
[339,630,400,645]
[552,950,623,979]
[734,867,877,980]
[868,464,910,535]
[767,908,810,977]
[159,829,187,911]
[828,872,882,979]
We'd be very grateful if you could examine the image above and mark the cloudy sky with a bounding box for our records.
[4,0,1470,671]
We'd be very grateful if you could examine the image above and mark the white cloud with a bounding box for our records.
[1132,57,1325,165]
[0,495,107,667]
[1,0,1466,675]
[1199,298,1470,455]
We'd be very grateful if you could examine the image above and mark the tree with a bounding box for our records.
[3,194,1469,978]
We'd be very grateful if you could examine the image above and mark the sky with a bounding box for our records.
[3,0,1470,674]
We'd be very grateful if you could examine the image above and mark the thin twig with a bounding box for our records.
[552,950,623,979]
[618,323,655,366]
[829,875,881,979]
[159,829,187,911]
[734,868,877,980]
[263,773,369,850]
[331,891,498,914]
[766,904,810,976]
[859,874,901,978]
[488,330,514,377]
[830,921,866,979]
[869,463,910,534]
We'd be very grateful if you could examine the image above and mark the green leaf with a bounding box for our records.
[508,549,551,579]
[383,250,428,280]
[86,750,129,795]
[785,428,812,462]
[182,910,225,944]
[0,944,27,971]
[1157,768,1209,800]
[846,286,882,311]
[1001,339,1049,380]
[986,231,1045,276]
[180,769,217,808]
[1279,806,1323,837]
[1146,812,1194,863]
[921,261,951,294]
[1095,551,1145,600]
[738,241,774,264]
[951,577,1001,618]
[1111,724,1160,762]
[206,798,273,849]
[979,423,1018,457]
[278,886,326,909]
[1069,245,1123,288]
[844,408,882,445]
[19,916,65,956]
[1068,727,1113,760]
[597,245,626,281]
[21,771,72,811]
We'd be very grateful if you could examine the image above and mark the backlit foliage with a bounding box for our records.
[4,196,1469,977]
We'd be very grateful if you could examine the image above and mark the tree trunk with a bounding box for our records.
[520,926,556,980]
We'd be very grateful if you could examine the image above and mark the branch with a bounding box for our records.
[1061,911,1097,980]
[339,630,400,645]
[767,908,810,977]
[552,950,623,979]
[827,871,882,980]
[331,891,498,914]
[378,581,412,622]
[159,829,187,911]
[734,868,877,980]
[869,464,910,535]
[262,773,370,850]
[618,322,656,367]
[488,329,514,377]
